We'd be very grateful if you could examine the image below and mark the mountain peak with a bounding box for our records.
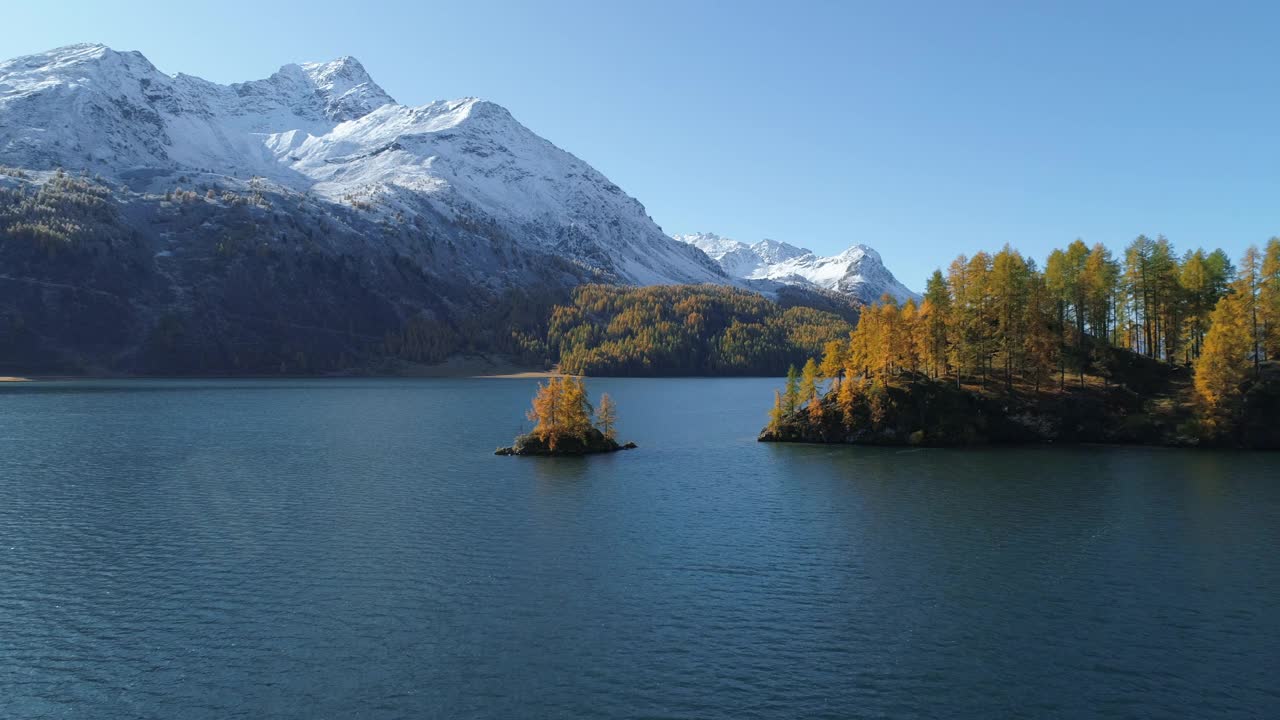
[268,55,394,122]
[43,42,111,58]
[1,42,160,82]
[299,55,381,94]
[751,238,810,264]
[0,43,729,288]
[834,244,882,264]
[20,42,112,65]
[676,232,917,304]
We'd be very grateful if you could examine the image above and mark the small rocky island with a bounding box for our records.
[497,377,637,456]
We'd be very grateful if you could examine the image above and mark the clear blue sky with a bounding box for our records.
[7,0,1279,287]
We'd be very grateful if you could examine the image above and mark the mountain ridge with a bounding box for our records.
[0,43,725,287]
[674,231,919,304]
[0,43,904,375]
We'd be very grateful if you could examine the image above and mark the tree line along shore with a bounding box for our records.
[763,237,1280,449]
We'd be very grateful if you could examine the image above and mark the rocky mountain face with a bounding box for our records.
[674,232,919,305]
[0,44,729,374]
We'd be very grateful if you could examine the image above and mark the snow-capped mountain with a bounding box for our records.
[0,43,724,286]
[675,232,919,304]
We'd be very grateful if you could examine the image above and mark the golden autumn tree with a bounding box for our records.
[799,358,820,404]
[867,379,889,429]
[877,298,904,375]
[561,376,594,440]
[819,338,848,380]
[1194,291,1253,434]
[527,377,566,450]
[900,299,921,374]
[596,392,617,441]
[836,374,860,428]
[991,246,1030,389]
[1082,242,1119,343]
[908,300,932,377]
[1179,249,1213,361]
[1237,245,1263,376]
[945,254,973,386]
[847,310,872,377]
[527,376,594,450]
[922,270,951,379]
[1262,237,1280,360]
[807,386,825,426]
[1023,270,1059,391]
[768,390,785,432]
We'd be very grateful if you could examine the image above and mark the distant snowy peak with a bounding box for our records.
[297,56,395,121]
[0,43,726,287]
[0,43,399,170]
[752,238,808,264]
[673,232,919,304]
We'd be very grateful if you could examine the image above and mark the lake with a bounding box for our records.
[1,378,1278,718]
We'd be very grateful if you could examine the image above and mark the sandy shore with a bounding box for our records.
[0,376,32,382]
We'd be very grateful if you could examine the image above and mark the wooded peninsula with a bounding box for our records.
[762,237,1280,449]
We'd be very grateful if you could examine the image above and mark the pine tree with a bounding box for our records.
[596,392,617,441]
[783,364,800,414]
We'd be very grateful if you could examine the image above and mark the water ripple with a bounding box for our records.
[1,379,1278,718]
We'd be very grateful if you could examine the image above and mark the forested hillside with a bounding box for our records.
[546,284,857,376]
[0,169,587,375]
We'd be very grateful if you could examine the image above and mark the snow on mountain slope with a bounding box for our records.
[0,43,724,286]
[674,232,919,304]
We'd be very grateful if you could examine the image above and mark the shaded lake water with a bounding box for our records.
[1,378,1278,718]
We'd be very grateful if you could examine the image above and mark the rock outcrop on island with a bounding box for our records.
[495,428,637,456]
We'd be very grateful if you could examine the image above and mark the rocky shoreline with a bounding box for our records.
[496,428,637,456]
[759,367,1280,450]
